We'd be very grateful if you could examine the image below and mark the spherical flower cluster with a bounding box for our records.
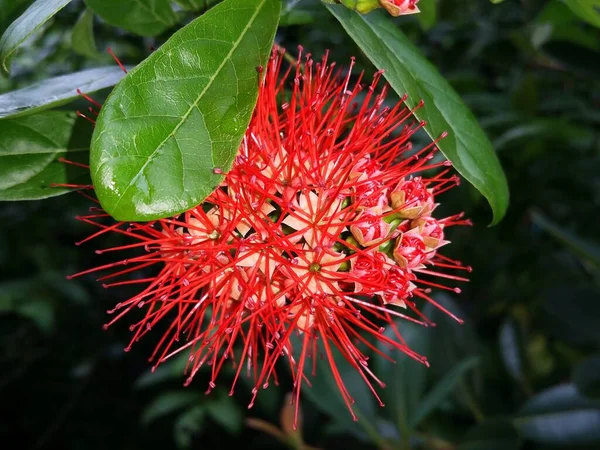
[69,47,471,424]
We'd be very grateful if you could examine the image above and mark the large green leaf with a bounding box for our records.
[90,0,281,221]
[0,113,91,201]
[84,0,177,37]
[0,0,72,74]
[326,5,509,225]
[375,321,430,431]
[0,66,129,119]
[0,112,77,190]
[565,0,600,28]
[514,384,600,445]
[141,391,202,425]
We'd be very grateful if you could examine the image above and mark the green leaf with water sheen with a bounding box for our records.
[71,9,98,59]
[0,0,72,74]
[85,0,177,37]
[0,66,128,119]
[514,384,600,445]
[90,0,280,221]
[565,0,600,28]
[326,5,509,225]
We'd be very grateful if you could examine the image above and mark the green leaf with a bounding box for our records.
[0,0,72,74]
[409,356,479,427]
[141,391,202,425]
[174,406,205,449]
[375,321,430,430]
[458,418,521,450]
[90,0,281,221]
[0,113,91,201]
[0,66,129,119]
[573,355,600,399]
[71,9,98,59]
[565,0,600,28]
[514,384,600,445]
[326,5,509,225]
[134,352,190,389]
[499,318,527,384]
[173,0,209,11]
[0,112,78,190]
[0,0,32,33]
[532,210,600,266]
[417,0,437,30]
[205,395,243,434]
[84,0,177,37]
[543,286,600,346]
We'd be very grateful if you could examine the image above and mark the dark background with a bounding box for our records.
[1,1,599,449]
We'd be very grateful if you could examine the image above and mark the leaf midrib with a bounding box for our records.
[106,0,268,213]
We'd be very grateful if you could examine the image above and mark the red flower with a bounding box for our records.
[68,46,471,426]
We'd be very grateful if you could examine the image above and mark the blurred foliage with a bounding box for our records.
[1,0,599,449]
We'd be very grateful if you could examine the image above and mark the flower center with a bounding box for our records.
[309,262,321,273]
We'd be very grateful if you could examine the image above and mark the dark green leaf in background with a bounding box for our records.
[458,418,521,450]
[532,210,600,266]
[542,286,600,347]
[0,112,77,190]
[326,5,509,225]
[141,391,202,425]
[71,9,98,59]
[514,384,600,445]
[84,0,177,37]
[0,0,33,33]
[0,0,72,74]
[416,0,437,31]
[0,66,129,119]
[90,0,281,221]
[499,318,527,386]
[409,356,479,427]
[573,355,600,400]
[0,112,91,201]
[565,0,600,28]
[375,321,430,431]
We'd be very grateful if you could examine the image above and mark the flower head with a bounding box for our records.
[68,46,471,426]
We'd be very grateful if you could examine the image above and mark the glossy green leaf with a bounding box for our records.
[71,9,98,59]
[565,0,600,28]
[0,66,129,119]
[0,0,72,74]
[532,210,600,266]
[458,418,521,450]
[514,384,600,445]
[0,113,91,201]
[141,391,202,425]
[90,0,281,221]
[0,112,77,190]
[409,356,479,427]
[326,5,509,225]
[573,355,600,399]
[375,321,430,430]
[84,0,177,37]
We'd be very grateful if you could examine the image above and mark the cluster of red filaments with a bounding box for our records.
[69,47,471,424]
